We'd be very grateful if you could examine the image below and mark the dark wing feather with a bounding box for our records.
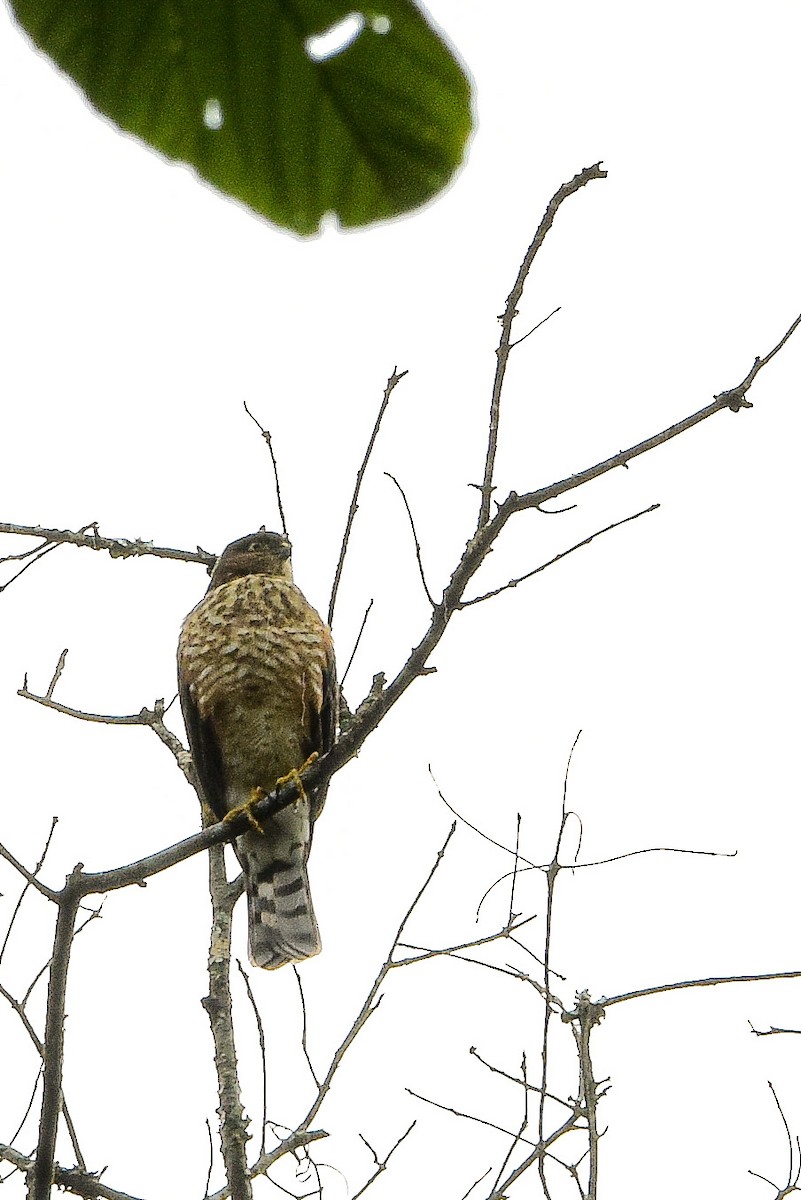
[309,647,338,823]
[178,679,228,823]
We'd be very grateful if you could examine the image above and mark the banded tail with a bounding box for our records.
[237,809,321,969]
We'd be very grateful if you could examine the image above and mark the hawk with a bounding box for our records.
[177,531,337,969]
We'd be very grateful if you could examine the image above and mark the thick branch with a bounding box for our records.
[29,867,82,1200]
[202,845,252,1200]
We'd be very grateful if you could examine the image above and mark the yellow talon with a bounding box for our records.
[275,752,319,806]
[224,785,268,832]
[223,754,319,835]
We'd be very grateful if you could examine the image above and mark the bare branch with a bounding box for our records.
[533,737,582,1200]
[242,402,289,538]
[0,1146,147,1200]
[328,367,408,627]
[750,1023,801,1038]
[18,659,195,785]
[45,649,68,699]
[470,1045,574,1111]
[406,1086,543,1149]
[236,960,269,1159]
[351,1121,416,1199]
[509,306,561,350]
[0,521,214,569]
[568,992,605,1199]
[297,824,457,1133]
[202,845,252,1200]
[485,1107,587,1200]
[429,767,537,869]
[460,505,659,607]
[395,913,538,967]
[339,598,374,693]
[0,980,86,1169]
[748,1083,801,1197]
[0,839,58,902]
[476,842,734,921]
[477,162,607,527]
[0,816,58,965]
[204,1118,215,1200]
[30,866,83,1200]
[491,1051,530,1192]
[6,1067,42,1154]
[293,966,321,1088]
[604,968,801,1007]
[384,472,435,607]
[501,307,801,520]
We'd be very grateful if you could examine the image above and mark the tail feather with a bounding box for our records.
[235,799,321,969]
[247,859,321,968]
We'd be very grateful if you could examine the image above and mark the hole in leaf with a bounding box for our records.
[305,12,366,62]
[370,15,391,34]
[203,98,224,130]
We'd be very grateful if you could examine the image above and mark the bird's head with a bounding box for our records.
[208,530,293,589]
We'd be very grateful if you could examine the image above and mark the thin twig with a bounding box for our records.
[460,505,659,607]
[477,163,607,528]
[45,649,68,698]
[328,367,408,627]
[476,841,733,921]
[293,966,320,1087]
[508,814,522,926]
[0,840,59,901]
[18,674,196,785]
[297,824,457,1133]
[6,1067,42,1151]
[0,816,58,965]
[406,1087,541,1148]
[429,767,537,869]
[509,306,561,350]
[469,1046,574,1111]
[339,598,374,693]
[395,913,538,967]
[769,1081,797,1192]
[536,737,581,1200]
[491,1051,530,1191]
[236,960,269,1159]
[486,1108,586,1200]
[748,1083,801,1197]
[0,981,87,1169]
[204,1118,214,1200]
[351,1122,416,1198]
[242,402,289,538]
[384,472,435,606]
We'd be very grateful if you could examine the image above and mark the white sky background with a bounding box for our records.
[1,1,801,1196]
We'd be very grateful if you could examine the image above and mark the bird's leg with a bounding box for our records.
[275,751,319,807]
[223,785,268,833]
[222,752,319,835]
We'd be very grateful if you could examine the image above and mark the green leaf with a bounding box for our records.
[10,1,473,235]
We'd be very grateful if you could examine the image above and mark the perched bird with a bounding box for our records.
[177,530,337,968]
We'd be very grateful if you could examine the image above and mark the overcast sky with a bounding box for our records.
[2,3,801,1197]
